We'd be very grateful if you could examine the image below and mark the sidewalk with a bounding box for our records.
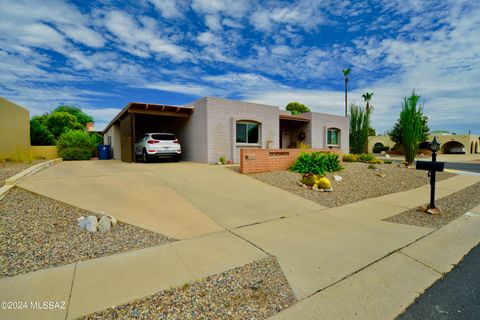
[1,174,479,320]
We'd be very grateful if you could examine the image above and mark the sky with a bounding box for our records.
[1,0,479,134]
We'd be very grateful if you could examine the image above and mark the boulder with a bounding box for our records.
[98,215,112,232]
[85,215,98,232]
[333,175,343,182]
[77,216,87,229]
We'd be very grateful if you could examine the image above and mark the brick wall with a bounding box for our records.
[240,148,343,174]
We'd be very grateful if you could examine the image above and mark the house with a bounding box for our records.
[102,96,349,163]
[0,97,30,157]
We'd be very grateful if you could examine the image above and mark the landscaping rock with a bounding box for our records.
[85,215,98,232]
[98,215,112,232]
[99,211,117,226]
[385,153,390,159]
[334,175,343,182]
[324,188,333,192]
[77,216,87,229]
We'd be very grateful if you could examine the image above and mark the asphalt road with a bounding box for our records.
[443,162,480,173]
[398,243,480,320]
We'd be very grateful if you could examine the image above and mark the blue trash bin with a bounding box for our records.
[97,145,110,160]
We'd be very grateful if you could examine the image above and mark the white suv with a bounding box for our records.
[135,133,181,162]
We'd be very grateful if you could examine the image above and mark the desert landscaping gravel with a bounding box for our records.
[384,181,480,229]
[0,188,174,278]
[82,256,296,320]
[0,160,44,186]
[247,162,454,207]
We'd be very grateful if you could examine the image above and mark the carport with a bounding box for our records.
[103,102,194,162]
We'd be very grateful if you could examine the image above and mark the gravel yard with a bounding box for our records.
[0,160,45,186]
[246,163,454,207]
[82,256,296,320]
[384,181,480,229]
[0,188,174,278]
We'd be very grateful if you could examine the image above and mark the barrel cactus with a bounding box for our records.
[301,173,324,187]
[317,177,331,189]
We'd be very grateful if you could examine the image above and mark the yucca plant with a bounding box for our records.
[349,103,371,154]
[399,91,424,165]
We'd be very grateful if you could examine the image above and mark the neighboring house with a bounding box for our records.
[0,97,30,157]
[103,96,349,163]
[369,134,480,155]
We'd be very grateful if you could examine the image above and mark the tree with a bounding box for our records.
[30,118,55,146]
[343,68,351,117]
[394,91,427,165]
[286,102,310,115]
[349,103,371,154]
[53,105,93,127]
[368,127,377,136]
[57,129,97,160]
[47,111,82,139]
[362,92,374,112]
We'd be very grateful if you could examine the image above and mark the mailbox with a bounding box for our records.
[416,160,445,172]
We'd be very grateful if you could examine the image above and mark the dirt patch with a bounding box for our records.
[384,182,480,228]
[81,256,296,320]
[245,162,454,207]
[0,188,174,278]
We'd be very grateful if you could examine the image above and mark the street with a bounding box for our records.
[399,243,480,320]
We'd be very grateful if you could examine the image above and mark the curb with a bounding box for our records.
[0,158,62,199]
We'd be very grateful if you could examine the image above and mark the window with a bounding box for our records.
[327,128,340,146]
[236,121,260,144]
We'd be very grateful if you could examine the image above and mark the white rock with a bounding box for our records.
[97,215,111,232]
[85,215,98,232]
[77,216,87,229]
[334,175,343,182]
[99,211,117,226]
[385,154,390,159]
[380,151,386,155]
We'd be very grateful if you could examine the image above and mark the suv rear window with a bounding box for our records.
[151,134,176,140]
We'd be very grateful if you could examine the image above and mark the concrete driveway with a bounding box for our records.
[18,160,322,239]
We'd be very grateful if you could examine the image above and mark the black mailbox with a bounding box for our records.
[416,160,445,172]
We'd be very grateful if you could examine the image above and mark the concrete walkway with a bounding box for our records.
[2,163,479,319]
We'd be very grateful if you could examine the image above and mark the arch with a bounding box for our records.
[372,142,384,153]
[475,141,478,154]
[441,141,465,154]
[471,141,474,154]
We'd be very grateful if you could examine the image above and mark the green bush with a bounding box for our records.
[290,152,343,175]
[57,130,96,160]
[218,156,226,165]
[342,154,359,162]
[349,103,371,154]
[384,160,392,164]
[30,118,55,146]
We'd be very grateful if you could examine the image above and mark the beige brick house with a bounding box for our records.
[103,96,349,163]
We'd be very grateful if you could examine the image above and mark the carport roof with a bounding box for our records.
[102,102,194,134]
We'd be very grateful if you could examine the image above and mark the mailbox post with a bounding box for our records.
[416,137,443,213]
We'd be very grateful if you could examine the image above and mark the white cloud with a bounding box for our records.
[104,10,189,61]
[205,14,222,31]
[149,0,183,18]
[191,0,251,18]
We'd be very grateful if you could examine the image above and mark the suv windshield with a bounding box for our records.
[151,134,176,140]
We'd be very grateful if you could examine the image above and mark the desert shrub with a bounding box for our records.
[343,153,382,164]
[368,164,377,170]
[218,156,226,165]
[349,103,371,154]
[384,160,392,164]
[372,145,390,153]
[57,130,96,160]
[342,154,359,162]
[290,152,342,175]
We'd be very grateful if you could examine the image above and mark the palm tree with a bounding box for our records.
[362,92,374,112]
[343,68,351,117]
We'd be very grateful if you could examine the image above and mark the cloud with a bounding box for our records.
[149,0,184,19]
[104,10,189,61]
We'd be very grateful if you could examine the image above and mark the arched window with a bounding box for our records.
[327,128,340,147]
[236,121,260,145]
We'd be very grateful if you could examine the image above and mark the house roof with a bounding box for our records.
[279,113,310,122]
[102,102,194,134]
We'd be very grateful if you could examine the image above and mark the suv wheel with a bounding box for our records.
[142,150,149,163]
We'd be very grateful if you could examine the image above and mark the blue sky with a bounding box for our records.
[1,0,479,134]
